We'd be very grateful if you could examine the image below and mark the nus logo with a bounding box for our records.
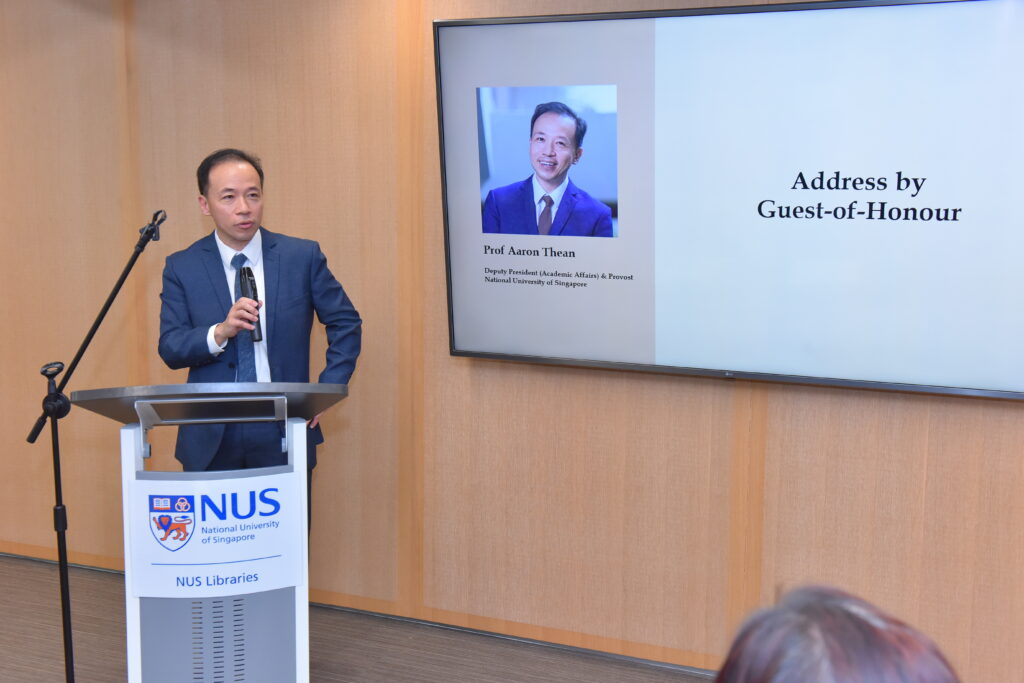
[200,488,281,521]
[149,495,195,552]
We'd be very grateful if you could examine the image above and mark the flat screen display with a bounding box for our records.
[435,0,1024,399]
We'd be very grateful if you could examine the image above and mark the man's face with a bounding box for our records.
[198,160,264,251]
[530,112,583,193]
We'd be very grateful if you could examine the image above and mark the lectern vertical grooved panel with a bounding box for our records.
[142,590,295,682]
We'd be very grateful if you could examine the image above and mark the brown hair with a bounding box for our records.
[715,586,960,683]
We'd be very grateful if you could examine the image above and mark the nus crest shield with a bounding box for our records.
[149,495,195,551]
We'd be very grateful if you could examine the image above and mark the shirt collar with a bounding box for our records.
[214,227,263,268]
[532,175,570,208]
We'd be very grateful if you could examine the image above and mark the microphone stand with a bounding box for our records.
[26,210,166,683]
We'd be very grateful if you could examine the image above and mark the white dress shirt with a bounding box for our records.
[532,174,570,223]
[206,230,272,382]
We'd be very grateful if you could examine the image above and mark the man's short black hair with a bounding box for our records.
[197,148,264,195]
[530,102,587,149]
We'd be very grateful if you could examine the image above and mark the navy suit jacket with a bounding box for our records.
[158,228,361,470]
[482,177,613,237]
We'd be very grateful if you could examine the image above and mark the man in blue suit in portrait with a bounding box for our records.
[159,148,361,473]
[482,101,613,237]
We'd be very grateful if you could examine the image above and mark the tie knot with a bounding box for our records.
[231,253,247,270]
[541,195,553,208]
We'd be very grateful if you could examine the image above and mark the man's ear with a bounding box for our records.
[573,147,584,165]
[198,194,211,216]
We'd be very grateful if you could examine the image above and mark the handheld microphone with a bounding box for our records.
[239,266,263,342]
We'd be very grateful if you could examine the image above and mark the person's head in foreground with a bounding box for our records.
[715,586,960,683]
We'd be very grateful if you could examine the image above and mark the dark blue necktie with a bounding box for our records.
[231,253,257,382]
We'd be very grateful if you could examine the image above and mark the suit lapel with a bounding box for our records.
[549,180,577,236]
[261,228,280,359]
[519,179,539,235]
[200,234,232,319]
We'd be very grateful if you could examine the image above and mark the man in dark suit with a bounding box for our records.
[159,148,361,472]
[482,101,613,237]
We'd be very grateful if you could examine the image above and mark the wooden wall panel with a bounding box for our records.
[0,0,137,564]
[761,386,1024,682]
[3,0,1022,680]
[421,362,735,661]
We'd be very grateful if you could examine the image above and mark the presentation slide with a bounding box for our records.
[436,0,1024,396]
